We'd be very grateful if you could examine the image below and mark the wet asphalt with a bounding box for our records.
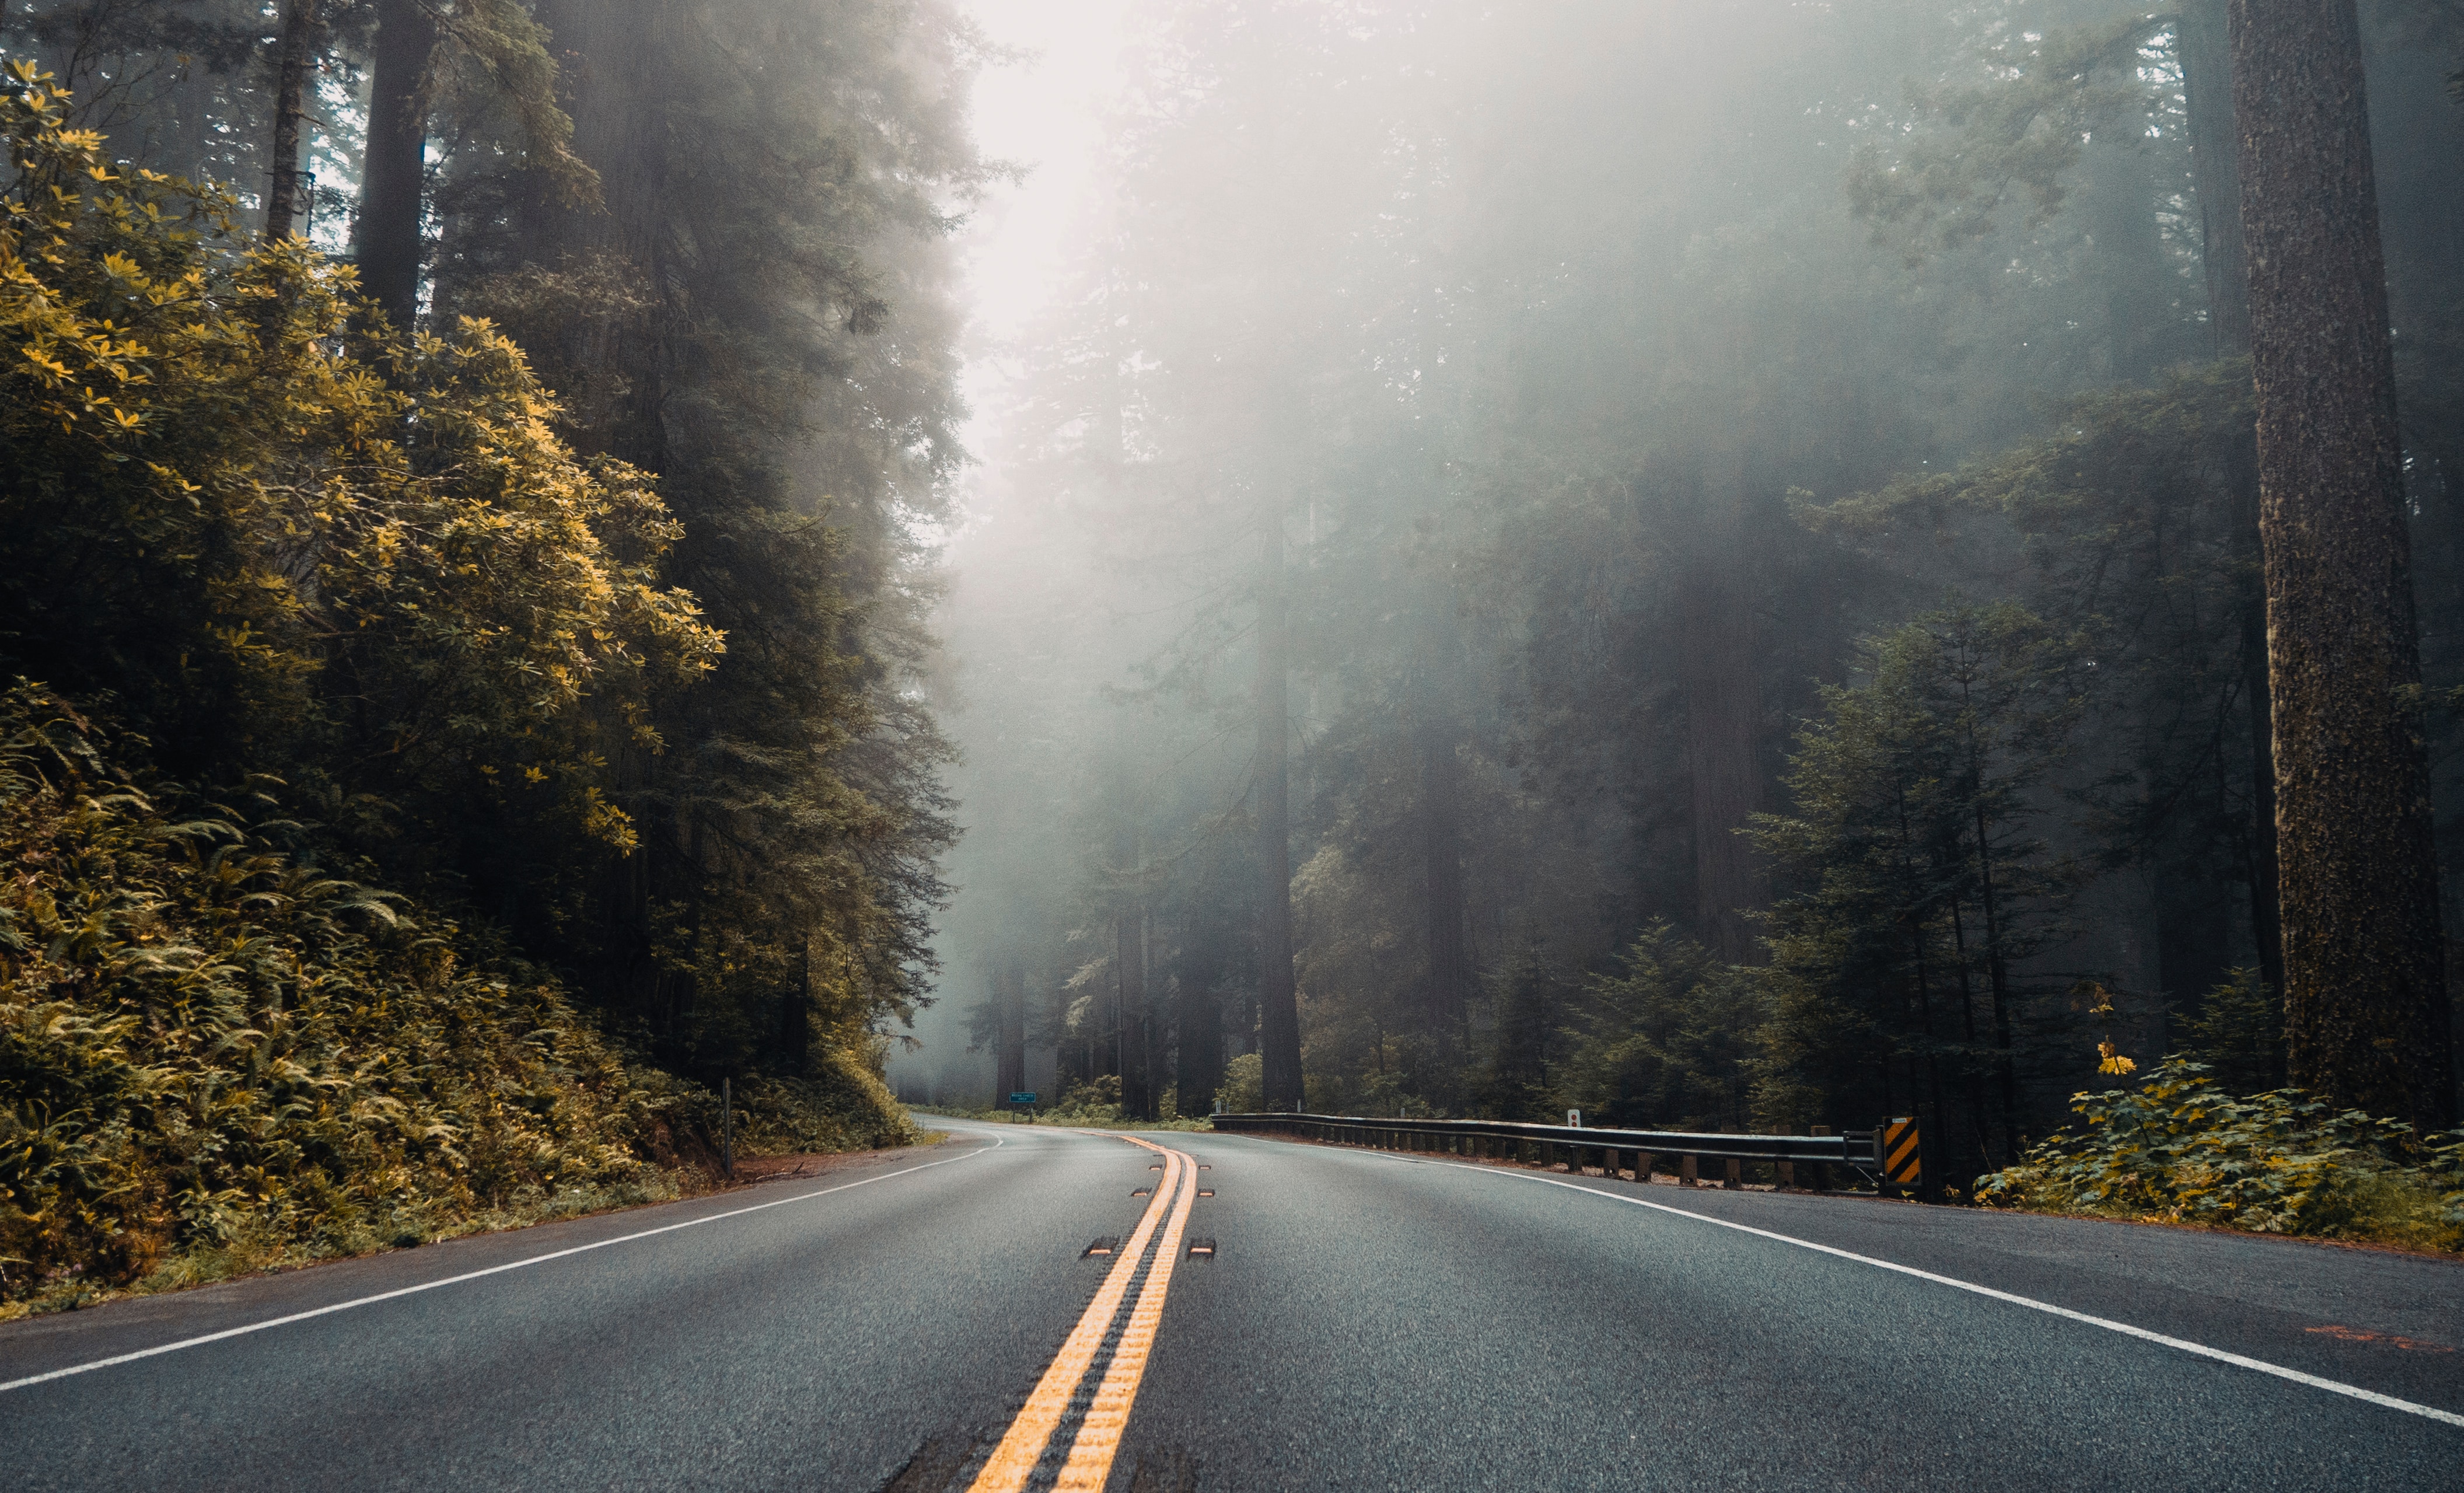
[2,1115,2459,1491]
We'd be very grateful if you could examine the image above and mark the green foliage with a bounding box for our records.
[1558,922,1764,1132]
[1848,16,2167,263]
[1751,602,2084,1153]
[0,61,721,853]
[1977,1057,2464,1251]
[2182,967,2284,1096]
[0,67,924,1306]
[0,684,671,1313]
[1214,1053,1263,1115]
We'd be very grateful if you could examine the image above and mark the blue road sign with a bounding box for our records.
[1009,1092,1038,1104]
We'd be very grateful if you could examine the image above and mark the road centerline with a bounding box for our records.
[967,1133,1199,1493]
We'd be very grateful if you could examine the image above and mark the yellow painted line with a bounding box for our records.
[966,1137,1186,1493]
[1052,1144,1200,1492]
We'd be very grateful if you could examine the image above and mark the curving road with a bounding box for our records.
[3,1115,2460,1491]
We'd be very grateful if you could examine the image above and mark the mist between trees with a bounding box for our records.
[924,0,2464,1200]
[1,0,2459,1274]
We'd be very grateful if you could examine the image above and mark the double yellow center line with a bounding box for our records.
[967,1135,1200,1493]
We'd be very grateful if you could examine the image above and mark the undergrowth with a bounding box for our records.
[0,686,910,1319]
[1976,1057,2464,1254]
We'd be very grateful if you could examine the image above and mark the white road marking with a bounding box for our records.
[1322,1140,2464,1432]
[0,1138,1002,1396]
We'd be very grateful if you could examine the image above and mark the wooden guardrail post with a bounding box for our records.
[1637,1149,1655,1183]
[1810,1125,1831,1191]
[1678,1153,1697,1187]
[1719,1124,1743,1189]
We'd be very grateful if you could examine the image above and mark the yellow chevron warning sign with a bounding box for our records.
[1883,1117,1921,1187]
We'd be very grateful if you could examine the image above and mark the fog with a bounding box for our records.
[892,1,2464,1165]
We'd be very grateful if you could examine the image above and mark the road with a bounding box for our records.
[4,1115,2460,1491]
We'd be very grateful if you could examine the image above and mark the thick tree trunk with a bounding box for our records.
[1680,446,1763,964]
[2229,0,2456,1129]
[353,0,435,330]
[1116,832,1151,1120]
[264,0,321,241]
[1256,501,1304,1111]
[1177,963,1222,1114]
[2187,0,2285,1005]
[1418,704,1471,1059]
[2182,0,2253,356]
[995,963,1027,1109]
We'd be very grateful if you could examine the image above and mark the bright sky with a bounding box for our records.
[955,0,1134,452]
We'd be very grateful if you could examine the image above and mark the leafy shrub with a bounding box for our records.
[1215,1053,1264,1114]
[0,687,681,1313]
[1976,1057,2464,1251]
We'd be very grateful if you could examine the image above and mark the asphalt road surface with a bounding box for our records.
[4,1115,2460,1491]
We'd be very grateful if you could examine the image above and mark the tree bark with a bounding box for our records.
[1115,820,1151,1119]
[1680,446,1764,963]
[1256,498,1304,1111]
[2186,0,2286,1005]
[1177,960,1221,1114]
[995,963,1027,1109]
[2183,0,2253,356]
[353,0,435,330]
[1418,697,1471,1061]
[264,0,322,242]
[2229,0,2456,1129]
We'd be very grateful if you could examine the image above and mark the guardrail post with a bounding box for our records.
[1679,1153,1697,1187]
[1637,1149,1654,1183]
[1810,1125,1830,1191]
[1719,1125,1743,1190]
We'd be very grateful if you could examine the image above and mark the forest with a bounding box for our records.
[0,0,978,1307]
[925,0,2464,1211]
[4,0,2463,1312]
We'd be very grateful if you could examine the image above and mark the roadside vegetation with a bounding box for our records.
[1,0,969,1317]
[1976,1060,2464,1255]
[0,687,915,1320]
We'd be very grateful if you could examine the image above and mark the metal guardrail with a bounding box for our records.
[1209,1111,1885,1189]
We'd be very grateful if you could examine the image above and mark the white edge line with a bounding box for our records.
[0,1136,1003,1396]
[1274,1137,2464,1432]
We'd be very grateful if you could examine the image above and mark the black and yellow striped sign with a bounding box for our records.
[1883,1117,1922,1187]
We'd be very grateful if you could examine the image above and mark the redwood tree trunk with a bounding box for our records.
[353,0,435,329]
[264,0,321,241]
[2187,0,2286,1006]
[2229,0,2456,1129]
[1256,501,1304,1111]
[1116,827,1151,1120]
[1418,702,1470,1060]
[1177,961,1221,1114]
[1680,447,1763,963]
[995,963,1027,1109]
[2182,0,2252,356]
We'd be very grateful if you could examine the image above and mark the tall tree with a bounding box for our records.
[2229,0,2457,1129]
[262,0,320,240]
[1257,495,1304,1110]
[352,0,433,327]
